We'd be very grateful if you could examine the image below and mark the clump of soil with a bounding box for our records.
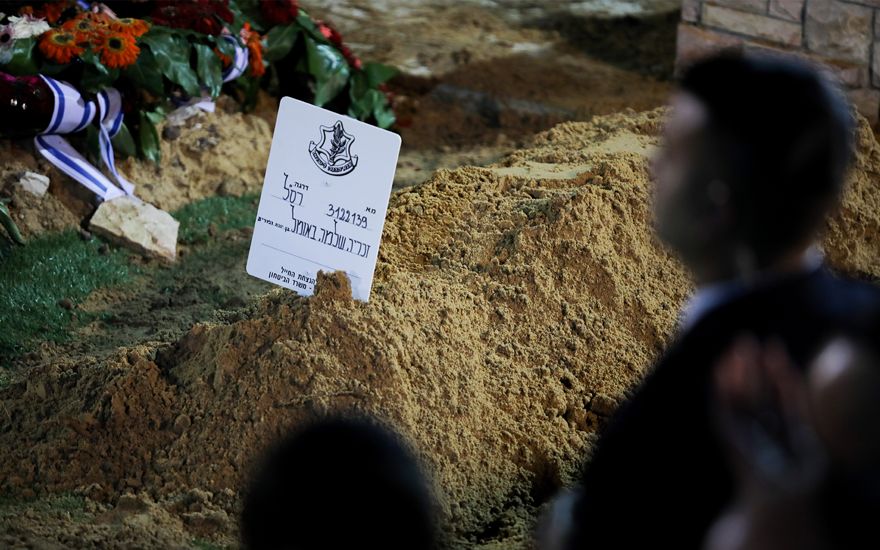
[0,170,79,240]
[1,108,878,549]
[119,98,272,213]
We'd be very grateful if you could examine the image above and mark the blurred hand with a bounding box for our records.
[714,336,826,495]
[705,336,831,550]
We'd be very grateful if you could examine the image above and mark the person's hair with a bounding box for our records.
[678,51,855,265]
[241,416,436,550]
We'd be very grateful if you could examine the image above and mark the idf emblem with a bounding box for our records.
[309,120,358,176]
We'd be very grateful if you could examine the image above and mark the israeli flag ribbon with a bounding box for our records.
[96,89,135,195]
[221,34,249,83]
[33,75,133,201]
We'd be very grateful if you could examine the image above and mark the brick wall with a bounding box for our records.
[676,0,880,124]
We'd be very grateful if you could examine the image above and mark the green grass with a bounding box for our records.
[0,194,261,366]
[0,231,133,365]
[154,239,253,308]
[174,194,258,244]
[163,193,260,308]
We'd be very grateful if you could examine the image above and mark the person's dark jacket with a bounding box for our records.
[568,267,880,549]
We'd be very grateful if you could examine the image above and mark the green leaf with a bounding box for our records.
[194,43,222,98]
[141,29,200,96]
[4,38,38,75]
[235,74,261,112]
[124,47,164,96]
[353,89,382,116]
[264,23,298,62]
[0,202,25,245]
[373,104,396,129]
[349,71,369,103]
[38,62,68,77]
[84,125,101,166]
[80,49,110,76]
[347,87,395,128]
[305,38,349,106]
[138,111,161,163]
[78,49,119,93]
[228,0,264,31]
[364,62,397,87]
[295,10,324,42]
[111,122,137,159]
[80,67,118,93]
[144,108,165,126]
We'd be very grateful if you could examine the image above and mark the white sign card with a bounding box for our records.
[246,97,402,301]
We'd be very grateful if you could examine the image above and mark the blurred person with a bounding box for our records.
[241,416,437,550]
[540,51,880,549]
[705,336,880,550]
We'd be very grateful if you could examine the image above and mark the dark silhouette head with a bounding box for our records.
[241,416,437,550]
[651,51,854,283]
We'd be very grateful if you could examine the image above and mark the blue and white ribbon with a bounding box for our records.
[33,75,133,201]
[96,88,135,195]
[33,34,248,202]
[221,34,249,83]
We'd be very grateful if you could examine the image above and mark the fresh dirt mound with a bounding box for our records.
[824,117,880,279]
[2,109,879,548]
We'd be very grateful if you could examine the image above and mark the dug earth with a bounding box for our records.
[1,108,879,548]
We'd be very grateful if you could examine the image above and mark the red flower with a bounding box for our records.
[259,0,298,26]
[150,0,233,36]
[21,1,67,24]
[340,45,362,71]
[315,20,361,70]
[315,20,343,47]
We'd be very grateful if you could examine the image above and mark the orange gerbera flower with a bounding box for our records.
[62,14,97,41]
[64,12,116,42]
[110,18,150,38]
[240,23,265,77]
[38,28,84,64]
[95,31,140,69]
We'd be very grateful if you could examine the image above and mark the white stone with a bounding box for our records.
[90,196,179,261]
[166,104,206,127]
[16,171,50,197]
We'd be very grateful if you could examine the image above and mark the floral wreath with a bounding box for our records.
[0,0,397,163]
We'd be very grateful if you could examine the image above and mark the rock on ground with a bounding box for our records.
[89,196,179,262]
[15,171,50,197]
